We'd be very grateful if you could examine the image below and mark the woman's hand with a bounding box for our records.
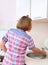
[0,41,7,52]
[32,47,46,55]
[41,48,46,55]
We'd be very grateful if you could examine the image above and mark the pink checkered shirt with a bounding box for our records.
[2,28,35,65]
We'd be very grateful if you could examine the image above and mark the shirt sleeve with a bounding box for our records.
[2,30,9,43]
[28,38,35,50]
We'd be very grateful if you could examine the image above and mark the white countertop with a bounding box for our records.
[26,55,48,65]
[26,49,48,65]
[0,62,2,65]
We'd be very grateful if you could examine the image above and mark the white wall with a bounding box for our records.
[16,0,30,20]
[27,20,48,48]
[47,0,48,17]
[0,0,16,29]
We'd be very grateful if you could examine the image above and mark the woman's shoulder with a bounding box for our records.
[9,28,16,31]
[8,28,32,39]
[8,28,17,32]
[26,33,32,39]
[7,28,17,34]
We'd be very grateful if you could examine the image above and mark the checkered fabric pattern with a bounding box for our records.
[2,28,35,65]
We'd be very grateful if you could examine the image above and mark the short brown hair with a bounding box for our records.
[17,16,32,31]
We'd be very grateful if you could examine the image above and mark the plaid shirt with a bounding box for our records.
[2,28,35,65]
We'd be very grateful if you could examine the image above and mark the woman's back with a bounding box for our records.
[2,28,34,65]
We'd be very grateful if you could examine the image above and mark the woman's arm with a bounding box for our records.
[32,47,46,54]
[0,41,7,52]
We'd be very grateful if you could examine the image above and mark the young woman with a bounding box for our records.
[0,16,46,65]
